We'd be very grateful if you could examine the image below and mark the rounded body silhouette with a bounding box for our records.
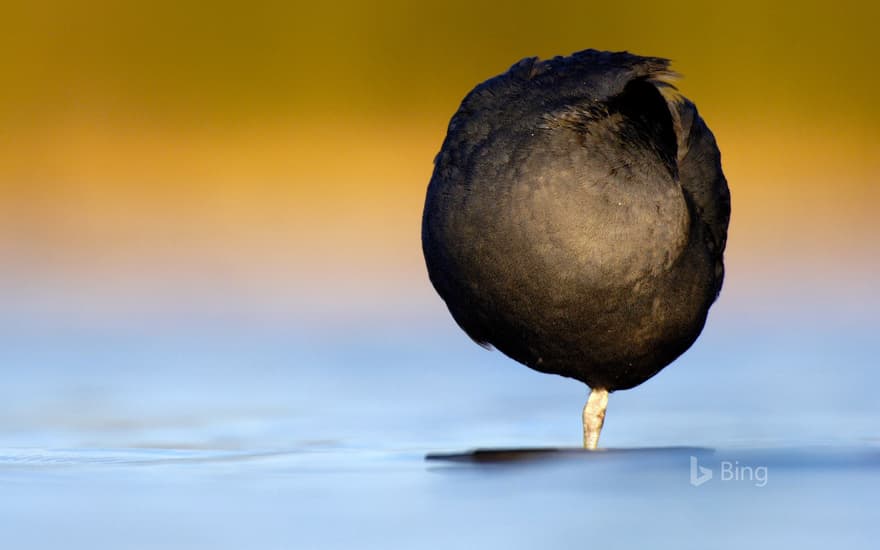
[422,50,729,445]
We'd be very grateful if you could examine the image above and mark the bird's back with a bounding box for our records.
[422,50,729,391]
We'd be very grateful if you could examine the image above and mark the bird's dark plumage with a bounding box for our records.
[422,49,729,392]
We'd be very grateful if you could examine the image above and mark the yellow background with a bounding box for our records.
[2,1,877,325]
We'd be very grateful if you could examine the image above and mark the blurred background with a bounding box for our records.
[0,1,878,450]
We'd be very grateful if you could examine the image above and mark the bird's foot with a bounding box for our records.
[582,387,609,449]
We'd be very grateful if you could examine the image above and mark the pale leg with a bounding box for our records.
[582,387,609,449]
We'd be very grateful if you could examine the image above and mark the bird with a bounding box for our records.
[421,49,730,449]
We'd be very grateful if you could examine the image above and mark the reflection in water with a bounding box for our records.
[426,446,715,464]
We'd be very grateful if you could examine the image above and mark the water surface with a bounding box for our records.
[1,310,877,548]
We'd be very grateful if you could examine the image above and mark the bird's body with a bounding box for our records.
[422,50,729,447]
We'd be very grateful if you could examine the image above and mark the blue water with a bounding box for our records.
[1,288,878,547]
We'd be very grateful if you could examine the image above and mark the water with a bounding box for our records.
[2,444,877,549]
[1,295,878,548]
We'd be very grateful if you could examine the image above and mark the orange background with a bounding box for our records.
[1,1,877,327]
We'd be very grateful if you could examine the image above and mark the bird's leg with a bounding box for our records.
[582,387,609,449]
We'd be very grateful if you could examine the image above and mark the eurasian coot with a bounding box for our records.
[422,49,730,448]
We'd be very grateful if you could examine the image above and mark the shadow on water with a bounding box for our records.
[426,446,714,464]
[425,445,880,471]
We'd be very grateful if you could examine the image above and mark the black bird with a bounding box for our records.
[421,50,730,448]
